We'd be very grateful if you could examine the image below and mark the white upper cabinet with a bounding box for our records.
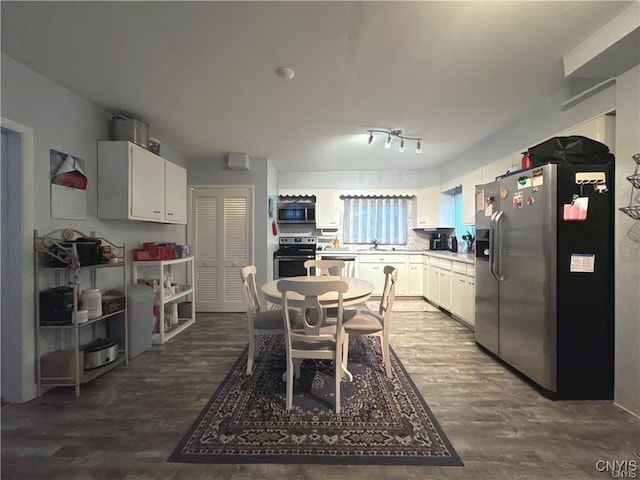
[315,189,341,229]
[164,160,187,224]
[438,192,455,228]
[414,187,440,228]
[462,168,483,225]
[98,141,186,224]
[129,143,164,221]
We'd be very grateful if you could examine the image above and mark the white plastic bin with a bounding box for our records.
[127,284,155,359]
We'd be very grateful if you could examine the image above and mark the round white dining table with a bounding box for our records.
[261,275,374,383]
[261,276,374,308]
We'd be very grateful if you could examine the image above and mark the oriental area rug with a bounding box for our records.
[168,335,463,466]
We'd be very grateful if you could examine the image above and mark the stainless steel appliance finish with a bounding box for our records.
[111,115,149,148]
[498,167,557,391]
[276,202,316,225]
[319,255,356,277]
[84,338,119,370]
[474,226,500,356]
[474,162,614,399]
[273,236,317,279]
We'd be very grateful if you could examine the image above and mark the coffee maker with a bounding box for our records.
[430,233,448,250]
[448,235,458,252]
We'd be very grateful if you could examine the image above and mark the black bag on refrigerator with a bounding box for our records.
[528,136,614,167]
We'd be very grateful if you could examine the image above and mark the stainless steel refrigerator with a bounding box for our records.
[474,162,614,399]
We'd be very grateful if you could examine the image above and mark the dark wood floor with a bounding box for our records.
[2,308,639,479]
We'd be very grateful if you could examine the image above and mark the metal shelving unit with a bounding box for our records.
[34,228,128,397]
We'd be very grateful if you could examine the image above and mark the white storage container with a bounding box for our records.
[82,288,102,319]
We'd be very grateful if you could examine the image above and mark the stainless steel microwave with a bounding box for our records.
[277,202,316,224]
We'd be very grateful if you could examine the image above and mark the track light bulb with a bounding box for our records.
[367,132,374,146]
[384,133,392,149]
[416,140,422,154]
[399,138,405,152]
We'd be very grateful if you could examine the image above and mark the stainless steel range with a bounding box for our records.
[273,236,317,279]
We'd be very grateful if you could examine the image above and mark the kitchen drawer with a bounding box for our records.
[358,254,404,264]
[431,257,452,270]
[466,263,476,277]
[452,261,467,274]
[409,255,423,264]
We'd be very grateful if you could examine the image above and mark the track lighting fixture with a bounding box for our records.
[366,129,423,153]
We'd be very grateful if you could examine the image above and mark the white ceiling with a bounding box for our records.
[0,1,632,172]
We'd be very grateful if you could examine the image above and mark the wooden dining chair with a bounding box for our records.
[304,259,345,277]
[278,277,349,414]
[342,265,397,379]
[303,259,356,324]
[240,265,298,376]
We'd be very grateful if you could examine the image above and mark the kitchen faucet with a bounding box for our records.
[372,239,378,250]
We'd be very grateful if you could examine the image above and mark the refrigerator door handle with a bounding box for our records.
[489,211,500,281]
[494,210,505,282]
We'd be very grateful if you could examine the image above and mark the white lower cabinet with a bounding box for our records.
[438,268,452,310]
[408,255,423,295]
[428,257,452,310]
[422,256,429,299]
[356,253,473,309]
[451,271,467,318]
[448,260,475,325]
[427,265,440,303]
[357,254,407,296]
[358,263,386,295]
[466,275,476,326]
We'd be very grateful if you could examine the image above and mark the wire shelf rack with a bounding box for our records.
[620,153,640,220]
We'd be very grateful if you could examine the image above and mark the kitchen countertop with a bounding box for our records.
[318,248,475,263]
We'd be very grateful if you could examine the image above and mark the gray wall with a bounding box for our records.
[1,53,187,402]
[266,159,280,282]
[280,169,439,189]
[187,156,273,290]
[613,65,640,417]
[439,88,617,182]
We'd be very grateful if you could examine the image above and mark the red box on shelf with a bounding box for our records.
[133,247,173,261]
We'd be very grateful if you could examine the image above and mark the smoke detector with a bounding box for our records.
[276,66,295,80]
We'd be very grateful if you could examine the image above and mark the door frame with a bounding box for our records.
[1,118,36,403]
[187,185,254,312]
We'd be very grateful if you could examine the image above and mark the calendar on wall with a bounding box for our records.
[50,149,87,220]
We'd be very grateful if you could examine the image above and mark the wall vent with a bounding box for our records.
[228,153,250,171]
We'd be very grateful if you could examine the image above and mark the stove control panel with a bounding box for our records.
[279,236,317,246]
